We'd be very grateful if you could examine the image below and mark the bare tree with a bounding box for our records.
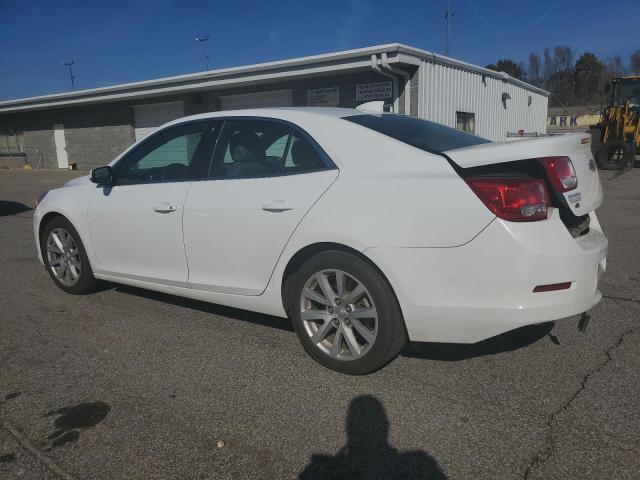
[630,50,640,75]
[605,55,625,78]
[553,45,576,71]
[545,46,576,106]
[528,52,543,87]
[543,48,555,80]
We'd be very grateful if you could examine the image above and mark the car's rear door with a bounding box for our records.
[183,118,338,295]
[87,120,216,283]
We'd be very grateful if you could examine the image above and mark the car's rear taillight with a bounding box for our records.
[539,156,577,192]
[465,177,550,222]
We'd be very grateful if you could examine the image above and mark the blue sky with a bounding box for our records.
[0,0,637,101]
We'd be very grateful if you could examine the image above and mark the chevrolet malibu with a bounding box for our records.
[34,108,608,374]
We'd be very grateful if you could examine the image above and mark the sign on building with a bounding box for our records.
[307,87,340,107]
[356,81,393,101]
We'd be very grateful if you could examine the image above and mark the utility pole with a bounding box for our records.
[195,34,210,70]
[444,0,453,56]
[63,61,75,91]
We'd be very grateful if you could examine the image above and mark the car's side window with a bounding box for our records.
[282,133,325,173]
[211,119,327,179]
[116,122,212,185]
[212,120,290,179]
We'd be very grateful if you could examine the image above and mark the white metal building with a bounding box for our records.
[0,44,549,170]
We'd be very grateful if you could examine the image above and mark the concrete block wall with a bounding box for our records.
[62,103,135,170]
[0,112,58,169]
[23,126,57,169]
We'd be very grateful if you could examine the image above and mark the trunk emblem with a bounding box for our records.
[567,191,582,209]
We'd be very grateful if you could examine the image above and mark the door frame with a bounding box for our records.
[53,124,69,169]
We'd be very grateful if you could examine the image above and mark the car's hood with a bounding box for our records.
[63,175,91,187]
[444,133,603,216]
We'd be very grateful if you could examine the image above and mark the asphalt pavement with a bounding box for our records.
[0,167,638,479]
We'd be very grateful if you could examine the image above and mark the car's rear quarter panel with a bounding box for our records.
[284,115,495,249]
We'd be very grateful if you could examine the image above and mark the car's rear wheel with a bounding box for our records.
[289,250,406,374]
[41,216,100,294]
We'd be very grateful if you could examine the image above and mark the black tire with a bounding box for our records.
[596,141,633,170]
[289,250,406,375]
[40,216,101,294]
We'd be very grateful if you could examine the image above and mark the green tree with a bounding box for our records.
[574,52,604,105]
[485,59,526,80]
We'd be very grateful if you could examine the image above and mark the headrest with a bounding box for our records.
[230,130,265,163]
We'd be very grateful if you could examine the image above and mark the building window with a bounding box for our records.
[0,129,25,154]
[456,112,475,134]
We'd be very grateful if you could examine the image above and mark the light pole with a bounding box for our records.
[195,35,210,70]
[63,61,76,91]
[444,0,453,56]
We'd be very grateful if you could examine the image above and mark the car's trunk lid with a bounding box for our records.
[444,133,603,215]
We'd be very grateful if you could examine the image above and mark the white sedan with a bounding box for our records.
[34,108,608,374]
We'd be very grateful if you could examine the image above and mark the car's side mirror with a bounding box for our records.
[90,166,113,185]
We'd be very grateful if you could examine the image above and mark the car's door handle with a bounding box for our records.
[262,200,294,212]
[153,203,176,213]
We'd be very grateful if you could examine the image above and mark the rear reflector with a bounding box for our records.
[533,282,572,293]
[581,137,591,144]
[539,156,578,192]
[465,177,550,222]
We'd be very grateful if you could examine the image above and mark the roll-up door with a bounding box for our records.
[134,101,184,141]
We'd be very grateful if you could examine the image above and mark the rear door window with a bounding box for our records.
[211,119,329,178]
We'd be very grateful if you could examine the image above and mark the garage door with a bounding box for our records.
[134,101,184,141]
[219,90,293,110]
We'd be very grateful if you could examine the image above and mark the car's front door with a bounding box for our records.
[88,121,215,283]
[183,119,339,295]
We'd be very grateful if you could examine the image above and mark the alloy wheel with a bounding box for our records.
[46,228,81,287]
[299,269,378,360]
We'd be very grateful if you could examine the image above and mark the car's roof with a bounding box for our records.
[165,107,362,127]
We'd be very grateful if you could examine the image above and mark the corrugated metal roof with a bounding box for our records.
[0,43,549,114]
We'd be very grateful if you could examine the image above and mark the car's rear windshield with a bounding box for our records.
[344,114,490,153]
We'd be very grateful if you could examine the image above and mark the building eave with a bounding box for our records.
[0,43,549,115]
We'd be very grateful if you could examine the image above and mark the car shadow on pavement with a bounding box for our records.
[402,321,554,362]
[0,200,32,217]
[299,395,447,480]
[113,285,294,332]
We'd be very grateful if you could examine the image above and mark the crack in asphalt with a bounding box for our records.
[602,294,640,307]
[520,322,638,479]
[0,418,77,480]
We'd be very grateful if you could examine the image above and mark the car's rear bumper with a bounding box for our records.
[364,209,608,343]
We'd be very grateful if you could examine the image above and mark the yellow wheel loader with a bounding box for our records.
[595,76,640,170]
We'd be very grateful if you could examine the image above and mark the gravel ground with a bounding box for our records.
[0,167,638,479]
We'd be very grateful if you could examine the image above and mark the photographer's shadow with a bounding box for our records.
[299,395,447,480]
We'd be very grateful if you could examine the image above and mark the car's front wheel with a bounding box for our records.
[289,250,406,375]
[40,216,100,294]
